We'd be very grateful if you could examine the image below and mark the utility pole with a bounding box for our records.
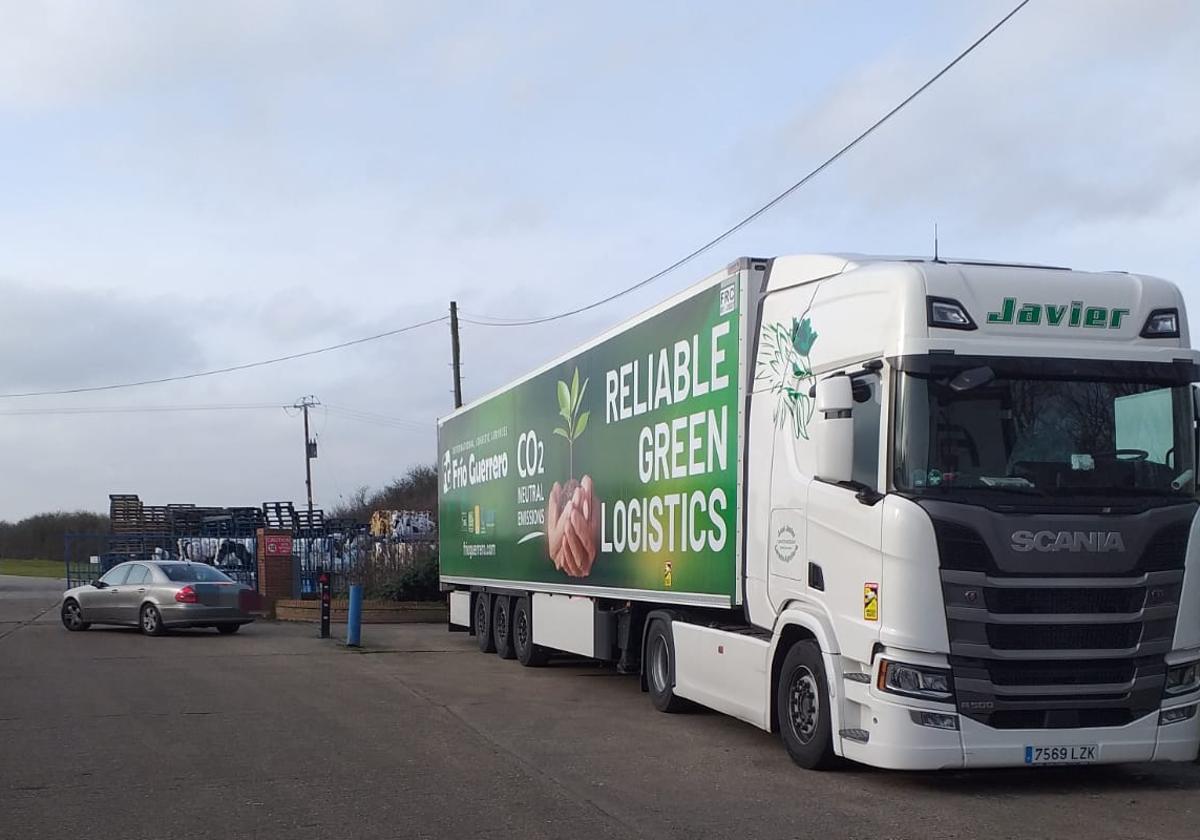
[449,301,463,408]
[294,395,320,522]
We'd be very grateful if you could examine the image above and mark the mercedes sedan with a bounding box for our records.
[61,561,257,636]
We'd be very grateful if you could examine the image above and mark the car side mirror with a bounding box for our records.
[91,579,105,589]
[815,374,854,484]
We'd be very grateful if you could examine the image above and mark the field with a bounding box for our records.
[0,559,63,578]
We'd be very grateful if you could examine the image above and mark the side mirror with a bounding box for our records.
[91,579,105,589]
[814,375,854,484]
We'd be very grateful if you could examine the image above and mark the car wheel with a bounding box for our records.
[475,593,495,653]
[140,604,165,637]
[513,596,548,667]
[493,596,516,660]
[216,624,240,635]
[61,599,90,632]
[777,640,836,770]
[645,619,689,713]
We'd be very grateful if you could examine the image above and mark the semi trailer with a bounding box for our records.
[438,253,1200,770]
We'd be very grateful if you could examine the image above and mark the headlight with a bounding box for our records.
[878,659,954,701]
[1165,661,1200,696]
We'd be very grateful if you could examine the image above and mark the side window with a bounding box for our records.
[852,375,882,487]
[1114,388,1173,465]
[125,565,149,586]
[100,565,130,586]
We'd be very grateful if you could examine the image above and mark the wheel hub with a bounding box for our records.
[649,636,669,693]
[788,667,820,744]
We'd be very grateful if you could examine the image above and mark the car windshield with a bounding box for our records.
[159,564,234,583]
[893,360,1197,504]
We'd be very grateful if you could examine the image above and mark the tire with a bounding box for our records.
[61,599,90,632]
[513,596,549,667]
[140,604,166,637]
[776,640,836,770]
[645,619,688,713]
[474,593,495,653]
[493,596,516,660]
[216,624,241,635]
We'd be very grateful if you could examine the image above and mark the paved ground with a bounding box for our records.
[2,574,1199,840]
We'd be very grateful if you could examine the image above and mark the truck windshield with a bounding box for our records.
[893,362,1197,504]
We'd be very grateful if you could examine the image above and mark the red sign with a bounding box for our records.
[264,534,293,557]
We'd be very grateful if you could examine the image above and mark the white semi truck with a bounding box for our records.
[438,254,1200,770]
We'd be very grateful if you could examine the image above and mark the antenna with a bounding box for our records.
[933,223,940,262]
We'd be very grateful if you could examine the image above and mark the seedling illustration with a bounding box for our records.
[554,366,590,479]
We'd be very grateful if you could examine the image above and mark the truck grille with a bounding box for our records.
[985,622,1142,651]
[984,586,1144,614]
[931,512,1191,730]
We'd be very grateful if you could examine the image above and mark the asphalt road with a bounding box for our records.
[2,574,1199,840]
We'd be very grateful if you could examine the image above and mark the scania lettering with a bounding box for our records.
[439,254,1200,770]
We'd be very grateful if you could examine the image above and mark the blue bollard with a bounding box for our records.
[346,584,364,647]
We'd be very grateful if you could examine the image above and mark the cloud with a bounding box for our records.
[759,0,1200,228]
[0,277,207,391]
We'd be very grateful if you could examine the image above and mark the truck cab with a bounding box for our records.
[745,254,1200,768]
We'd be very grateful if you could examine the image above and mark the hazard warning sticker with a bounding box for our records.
[863,582,879,621]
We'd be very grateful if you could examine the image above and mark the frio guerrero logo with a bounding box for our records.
[986,298,1130,329]
[1011,530,1126,553]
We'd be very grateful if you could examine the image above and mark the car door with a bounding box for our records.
[83,563,130,623]
[115,564,150,625]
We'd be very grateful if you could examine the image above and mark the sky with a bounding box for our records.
[1,0,1198,519]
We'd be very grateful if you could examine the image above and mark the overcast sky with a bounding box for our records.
[1,0,1198,519]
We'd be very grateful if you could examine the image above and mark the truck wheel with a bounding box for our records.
[493,596,516,660]
[645,619,688,713]
[776,640,835,770]
[513,596,548,667]
[475,593,495,654]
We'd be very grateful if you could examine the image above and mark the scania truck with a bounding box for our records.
[438,254,1200,770]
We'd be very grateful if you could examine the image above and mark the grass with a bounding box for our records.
[0,558,64,578]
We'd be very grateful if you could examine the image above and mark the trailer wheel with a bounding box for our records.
[513,596,548,667]
[475,593,495,654]
[776,640,835,770]
[645,619,688,713]
[493,595,516,660]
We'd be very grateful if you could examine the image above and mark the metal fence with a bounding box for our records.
[64,530,437,597]
[63,532,260,590]
[296,533,436,597]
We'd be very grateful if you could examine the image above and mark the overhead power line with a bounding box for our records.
[0,315,448,400]
[462,0,1031,328]
[0,400,433,430]
[0,403,286,417]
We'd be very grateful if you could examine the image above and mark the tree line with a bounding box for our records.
[329,464,438,523]
[0,511,110,562]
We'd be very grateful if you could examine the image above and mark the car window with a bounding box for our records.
[100,565,131,586]
[159,564,234,583]
[125,565,149,585]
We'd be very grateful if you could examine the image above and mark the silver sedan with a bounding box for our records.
[60,560,257,636]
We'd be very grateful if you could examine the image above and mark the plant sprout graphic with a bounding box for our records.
[757,316,819,439]
[554,367,590,477]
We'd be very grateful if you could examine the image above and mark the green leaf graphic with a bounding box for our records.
[575,377,588,415]
[553,427,570,439]
[574,410,590,438]
[570,368,580,413]
[557,380,571,420]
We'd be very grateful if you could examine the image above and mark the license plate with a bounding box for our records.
[1024,744,1098,765]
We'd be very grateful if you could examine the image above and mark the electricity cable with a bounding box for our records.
[460,0,1031,328]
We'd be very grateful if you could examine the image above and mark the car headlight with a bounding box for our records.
[1165,661,1200,696]
[877,659,954,701]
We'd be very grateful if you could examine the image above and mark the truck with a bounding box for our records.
[437,253,1200,770]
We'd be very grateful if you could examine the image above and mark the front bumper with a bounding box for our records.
[840,680,1200,770]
